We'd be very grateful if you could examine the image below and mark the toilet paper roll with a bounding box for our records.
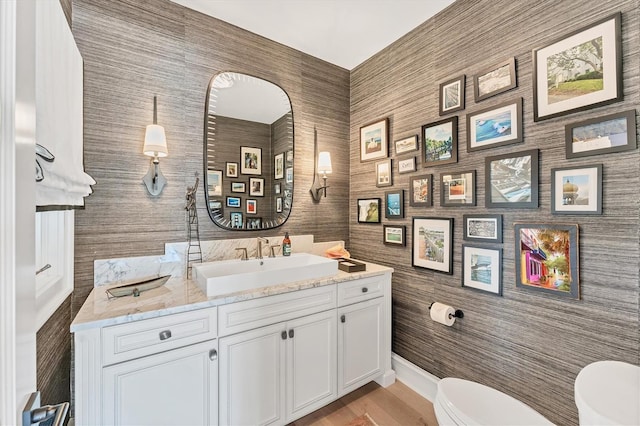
[430,302,456,326]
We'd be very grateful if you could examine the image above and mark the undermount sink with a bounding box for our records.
[192,252,338,297]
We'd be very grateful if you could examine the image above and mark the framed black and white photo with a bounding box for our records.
[473,57,517,102]
[485,149,539,209]
[207,169,223,197]
[383,225,406,246]
[240,146,262,175]
[463,214,503,243]
[384,190,404,219]
[375,159,392,188]
[422,117,457,167]
[439,74,465,115]
[565,110,636,159]
[357,198,381,224]
[533,13,622,121]
[246,217,262,229]
[410,174,433,207]
[412,217,453,274]
[276,197,283,213]
[226,196,241,208]
[274,152,284,179]
[395,135,419,155]
[226,162,238,178]
[398,157,416,174]
[462,245,502,296]
[551,164,602,215]
[467,98,523,152]
[360,118,389,162]
[440,170,476,207]
[230,182,246,193]
[249,177,264,197]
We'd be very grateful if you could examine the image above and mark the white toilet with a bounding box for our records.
[574,360,640,425]
[434,377,554,425]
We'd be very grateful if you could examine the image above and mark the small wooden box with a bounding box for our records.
[337,258,366,273]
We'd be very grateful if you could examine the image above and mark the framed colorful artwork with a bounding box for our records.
[440,170,476,207]
[467,98,523,152]
[422,117,458,167]
[240,146,262,175]
[360,118,389,162]
[551,164,602,215]
[409,174,433,207]
[462,245,502,295]
[383,225,406,246]
[412,217,453,274]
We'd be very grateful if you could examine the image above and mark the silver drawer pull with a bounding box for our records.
[361,287,368,293]
[209,349,218,361]
[159,330,172,341]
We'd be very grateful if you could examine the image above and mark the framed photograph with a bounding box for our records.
[410,174,433,207]
[473,57,517,102]
[274,183,281,194]
[439,74,465,115]
[422,117,457,167]
[246,199,257,214]
[276,197,283,213]
[226,196,241,208]
[463,214,503,243]
[412,217,453,274]
[357,198,381,224]
[226,162,238,178]
[551,164,602,215]
[240,146,262,175]
[383,225,406,246]
[274,152,284,179]
[565,110,636,158]
[485,149,539,209]
[246,217,262,229]
[467,98,523,152]
[285,167,293,183]
[514,223,580,299]
[283,189,292,209]
[440,170,476,207]
[375,159,392,188]
[384,190,404,219]
[533,13,622,121]
[395,135,418,154]
[286,150,293,162]
[231,182,246,193]
[229,212,243,229]
[249,177,264,197]
[360,118,389,162]
[462,245,502,296]
[207,169,223,197]
[398,157,416,174]
[208,200,223,212]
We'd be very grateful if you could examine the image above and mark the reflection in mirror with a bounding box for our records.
[204,72,294,230]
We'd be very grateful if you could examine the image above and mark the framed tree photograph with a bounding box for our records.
[440,170,476,207]
[398,157,416,174]
[357,198,381,223]
[565,110,636,159]
[230,182,246,193]
[384,190,404,219]
[462,245,502,296]
[375,159,392,187]
[226,196,241,208]
[249,177,265,197]
[514,223,580,299]
[410,174,433,207]
[246,199,257,214]
[207,169,223,197]
[463,214,503,243]
[240,146,262,175]
[229,212,243,229]
[467,98,523,152]
[412,217,453,274]
[383,225,406,246]
[274,152,284,179]
[551,164,602,215]
[395,135,418,155]
[226,162,238,178]
[485,149,539,209]
[533,13,622,121]
[473,57,517,102]
[439,74,465,115]
[422,117,457,167]
[360,118,389,162]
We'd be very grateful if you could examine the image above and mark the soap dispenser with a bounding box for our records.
[282,232,292,256]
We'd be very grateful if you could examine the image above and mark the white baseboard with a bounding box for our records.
[391,353,440,402]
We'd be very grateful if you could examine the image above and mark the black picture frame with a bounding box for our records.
[240,146,262,175]
[551,164,602,215]
[473,57,517,102]
[462,245,503,296]
[409,174,433,207]
[485,149,539,209]
[411,217,453,274]
[440,170,476,207]
[249,177,265,197]
[398,157,417,174]
[383,225,406,246]
[226,196,241,208]
[360,117,389,162]
[422,117,458,168]
[439,74,465,115]
[375,159,393,188]
[230,182,246,193]
[466,98,523,152]
[565,110,636,159]
[384,190,404,219]
[357,198,381,224]
[394,135,419,155]
[463,214,503,243]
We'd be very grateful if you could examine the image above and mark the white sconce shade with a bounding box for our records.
[143,124,168,157]
[142,96,168,196]
[317,151,332,175]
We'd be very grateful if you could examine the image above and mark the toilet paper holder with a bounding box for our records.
[429,302,464,319]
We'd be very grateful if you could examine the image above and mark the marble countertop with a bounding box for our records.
[71,260,392,332]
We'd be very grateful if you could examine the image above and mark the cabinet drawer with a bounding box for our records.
[218,285,336,337]
[337,275,384,307]
[102,307,217,365]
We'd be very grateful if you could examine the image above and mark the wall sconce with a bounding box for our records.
[310,127,332,202]
[142,96,168,196]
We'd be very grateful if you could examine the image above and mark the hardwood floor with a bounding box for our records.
[288,381,439,426]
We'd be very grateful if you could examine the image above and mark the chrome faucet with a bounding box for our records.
[256,237,269,259]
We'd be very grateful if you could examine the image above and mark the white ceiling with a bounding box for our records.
[171,0,456,70]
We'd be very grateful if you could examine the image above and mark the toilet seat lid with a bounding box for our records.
[436,378,554,426]
[575,361,640,425]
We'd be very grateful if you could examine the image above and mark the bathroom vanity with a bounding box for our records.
[71,259,394,425]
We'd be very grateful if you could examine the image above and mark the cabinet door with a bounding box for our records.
[337,297,383,396]
[219,322,286,426]
[102,339,218,426]
[286,310,337,422]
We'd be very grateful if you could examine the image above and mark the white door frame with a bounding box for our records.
[0,0,38,424]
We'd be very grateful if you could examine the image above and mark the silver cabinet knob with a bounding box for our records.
[361,287,368,293]
[209,349,218,361]
[340,315,346,323]
[159,330,172,340]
